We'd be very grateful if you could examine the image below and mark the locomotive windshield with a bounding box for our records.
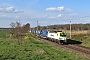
[60,32,66,37]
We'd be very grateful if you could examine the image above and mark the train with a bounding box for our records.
[31,29,67,44]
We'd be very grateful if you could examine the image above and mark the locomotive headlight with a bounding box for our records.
[64,37,66,40]
[59,37,66,40]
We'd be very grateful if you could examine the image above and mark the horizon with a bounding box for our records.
[0,23,90,28]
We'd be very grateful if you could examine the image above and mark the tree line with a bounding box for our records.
[35,23,90,31]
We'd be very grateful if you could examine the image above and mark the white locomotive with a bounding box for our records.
[47,31,67,44]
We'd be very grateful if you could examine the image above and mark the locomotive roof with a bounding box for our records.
[49,31,62,33]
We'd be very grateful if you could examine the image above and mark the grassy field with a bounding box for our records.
[0,30,90,60]
[62,30,90,47]
[71,34,90,47]
[0,30,10,37]
[0,36,89,60]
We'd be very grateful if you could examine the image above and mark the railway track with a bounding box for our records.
[38,38,90,59]
[62,45,90,59]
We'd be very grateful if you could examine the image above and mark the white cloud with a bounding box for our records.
[6,6,14,11]
[57,6,64,11]
[46,6,72,12]
[46,6,64,11]
[6,6,23,13]
[46,7,56,11]
[57,14,62,17]
[0,6,24,13]
[15,16,19,18]
[69,13,78,16]
[0,14,11,18]
[65,8,72,12]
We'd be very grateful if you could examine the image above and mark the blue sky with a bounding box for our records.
[0,0,90,28]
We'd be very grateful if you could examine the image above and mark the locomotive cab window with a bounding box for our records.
[60,33,66,37]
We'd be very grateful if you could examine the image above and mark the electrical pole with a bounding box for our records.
[37,21,38,38]
[70,21,71,39]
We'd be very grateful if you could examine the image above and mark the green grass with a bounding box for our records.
[71,34,90,47]
[0,30,10,37]
[0,37,89,60]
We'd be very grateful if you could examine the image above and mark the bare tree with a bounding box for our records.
[10,22,16,36]
[22,23,30,33]
[10,22,16,28]
[10,22,30,45]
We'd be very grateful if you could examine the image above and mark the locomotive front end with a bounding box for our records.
[57,32,67,44]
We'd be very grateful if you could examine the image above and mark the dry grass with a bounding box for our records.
[48,29,89,35]
[62,30,88,35]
